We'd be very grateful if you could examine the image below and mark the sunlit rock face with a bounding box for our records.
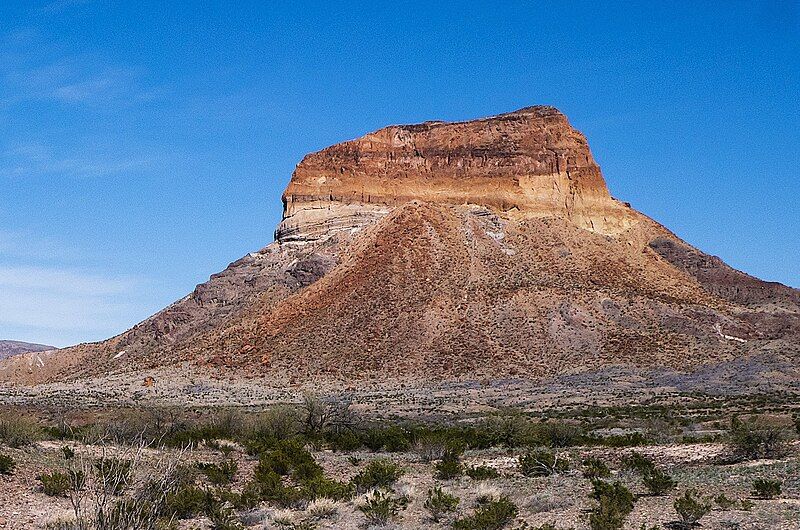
[276,106,636,243]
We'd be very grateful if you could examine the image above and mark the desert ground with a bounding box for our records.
[1,383,798,530]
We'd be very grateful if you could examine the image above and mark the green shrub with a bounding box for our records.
[351,459,403,493]
[37,471,72,496]
[452,496,518,530]
[197,460,238,486]
[592,432,648,447]
[673,489,710,529]
[299,475,353,501]
[728,416,788,460]
[588,480,635,530]
[714,493,737,510]
[61,446,75,460]
[358,489,408,526]
[0,413,41,447]
[0,453,15,475]
[166,484,214,519]
[518,450,568,477]
[424,486,459,522]
[435,447,463,479]
[641,467,676,496]
[466,465,500,480]
[250,466,299,507]
[621,452,655,474]
[582,457,610,480]
[751,479,781,499]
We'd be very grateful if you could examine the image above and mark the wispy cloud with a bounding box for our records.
[0,265,144,346]
[0,142,153,179]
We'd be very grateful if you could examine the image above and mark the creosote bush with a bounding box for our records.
[452,496,518,530]
[434,447,463,479]
[588,480,635,530]
[351,459,403,493]
[622,451,675,495]
[0,453,16,475]
[582,456,610,480]
[673,489,711,529]
[358,489,408,526]
[424,485,459,522]
[728,416,788,460]
[751,479,781,499]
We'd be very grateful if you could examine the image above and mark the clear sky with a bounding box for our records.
[1,1,798,347]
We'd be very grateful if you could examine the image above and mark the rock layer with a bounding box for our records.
[277,106,635,243]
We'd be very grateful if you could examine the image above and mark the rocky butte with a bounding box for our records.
[2,106,799,393]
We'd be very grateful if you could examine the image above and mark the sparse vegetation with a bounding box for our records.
[358,488,408,525]
[452,496,518,530]
[0,452,16,475]
[588,480,635,530]
[38,471,73,496]
[728,416,789,460]
[424,485,460,522]
[351,458,403,493]
[435,446,464,479]
[466,464,500,480]
[673,489,711,529]
[751,478,781,499]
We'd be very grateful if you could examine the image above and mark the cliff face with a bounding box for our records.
[276,106,635,243]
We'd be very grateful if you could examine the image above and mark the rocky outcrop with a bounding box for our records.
[276,106,636,243]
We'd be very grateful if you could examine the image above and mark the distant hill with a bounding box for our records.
[0,340,55,360]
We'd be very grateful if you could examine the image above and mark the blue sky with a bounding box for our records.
[1,1,798,347]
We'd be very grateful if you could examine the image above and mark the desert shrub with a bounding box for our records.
[166,484,214,519]
[533,421,585,448]
[518,450,568,477]
[351,459,403,493]
[582,456,611,479]
[299,475,353,501]
[0,453,15,475]
[728,416,788,460]
[414,433,449,462]
[250,466,299,507]
[621,452,655,474]
[424,486,459,522]
[714,493,737,510]
[673,489,711,529]
[452,496,518,530]
[641,467,676,496]
[621,451,675,495]
[588,480,635,530]
[435,447,463,479]
[197,459,238,486]
[61,446,75,460]
[751,479,781,499]
[466,464,500,480]
[242,406,300,454]
[358,489,408,526]
[38,471,73,496]
[594,432,649,448]
[94,457,133,495]
[0,413,41,447]
[325,429,361,452]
